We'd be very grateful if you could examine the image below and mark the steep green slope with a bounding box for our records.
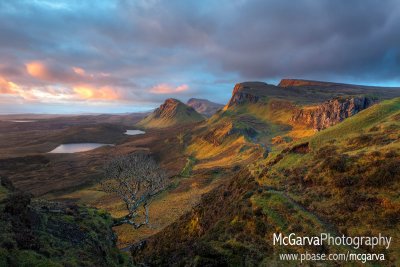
[132,170,347,266]
[257,97,400,265]
[309,97,400,148]
[0,178,131,267]
[137,98,204,128]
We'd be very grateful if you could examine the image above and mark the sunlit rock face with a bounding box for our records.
[291,96,378,130]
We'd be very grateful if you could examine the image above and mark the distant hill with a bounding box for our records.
[137,98,205,128]
[187,98,224,117]
[278,78,399,90]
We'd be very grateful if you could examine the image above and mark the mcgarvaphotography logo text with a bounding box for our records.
[273,233,393,263]
[273,233,392,249]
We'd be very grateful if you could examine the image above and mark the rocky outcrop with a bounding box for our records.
[292,96,377,130]
[228,91,260,107]
[225,83,264,108]
[187,98,224,117]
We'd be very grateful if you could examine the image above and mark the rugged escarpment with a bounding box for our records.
[137,98,204,128]
[226,90,260,107]
[214,81,396,144]
[291,96,378,130]
[225,80,400,109]
[187,98,224,117]
[224,82,273,108]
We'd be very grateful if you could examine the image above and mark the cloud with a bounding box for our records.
[26,61,51,80]
[150,84,189,94]
[72,67,86,76]
[0,73,120,103]
[0,76,73,102]
[73,85,120,100]
[0,76,19,94]
[1,0,400,113]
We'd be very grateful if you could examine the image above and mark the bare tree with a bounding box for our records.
[101,153,167,229]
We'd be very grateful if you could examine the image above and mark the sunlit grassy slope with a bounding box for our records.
[309,97,400,148]
[257,97,400,265]
[182,95,322,183]
[50,169,230,248]
[132,97,400,266]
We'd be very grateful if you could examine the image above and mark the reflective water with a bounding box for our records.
[48,143,112,153]
[10,120,36,123]
[124,130,145,135]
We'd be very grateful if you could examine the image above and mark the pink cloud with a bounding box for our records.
[0,73,121,103]
[73,85,120,100]
[26,61,88,83]
[0,76,19,94]
[150,83,189,94]
[72,67,86,76]
[25,61,52,80]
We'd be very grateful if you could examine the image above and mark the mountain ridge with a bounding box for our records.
[226,80,400,108]
[278,78,400,89]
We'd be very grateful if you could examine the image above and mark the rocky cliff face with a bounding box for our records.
[225,83,266,108]
[187,98,224,117]
[291,96,378,130]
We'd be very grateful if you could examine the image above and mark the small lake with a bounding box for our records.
[125,129,145,135]
[48,143,113,153]
[10,120,37,123]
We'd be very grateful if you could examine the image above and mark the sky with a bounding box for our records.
[0,0,400,114]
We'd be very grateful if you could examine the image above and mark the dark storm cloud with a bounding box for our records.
[203,0,400,80]
[0,0,399,113]
[103,0,400,81]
